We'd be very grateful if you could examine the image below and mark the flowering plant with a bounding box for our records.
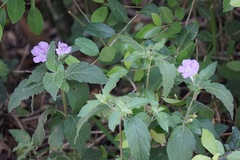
[2,0,239,160]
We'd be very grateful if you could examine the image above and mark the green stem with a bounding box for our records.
[61,90,68,117]
[146,58,152,89]
[184,91,198,122]
[206,5,217,62]
[109,13,139,46]
[185,0,195,25]
[68,11,86,27]
[92,117,118,148]
[73,0,90,22]
[119,119,123,160]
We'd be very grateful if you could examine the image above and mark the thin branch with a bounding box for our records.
[185,0,196,25]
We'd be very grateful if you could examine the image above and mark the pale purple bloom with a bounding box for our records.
[56,42,71,55]
[31,41,49,63]
[178,59,199,79]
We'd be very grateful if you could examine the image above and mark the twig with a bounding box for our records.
[185,0,196,25]
[72,0,90,23]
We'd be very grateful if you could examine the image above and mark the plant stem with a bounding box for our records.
[119,119,123,160]
[68,11,86,27]
[0,0,8,8]
[73,0,90,23]
[109,13,139,46]
[206,3,217,62]
[185,0,196,25]
[92,117,118,148]
[184,91,198,122]
[61,90,68,117]
[146,58,152,89]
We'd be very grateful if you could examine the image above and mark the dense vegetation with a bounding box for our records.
[1,0,240,159]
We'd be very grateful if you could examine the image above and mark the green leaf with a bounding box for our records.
[107,65,128,78]
[175,7,185,20]
[75,101,108,144]
[176,23,199,51]
[230,0,240,7]
[177,42,196,62]
[196,6,210,21]
[217,64,240,80]
[226,61,240,72]
[107,12,119,26]
[8,80,44,112]
[109,108,122,131]
[148,67,162,91]
[197,31,213,42]
[43,65,64,100]
[118,35,145,52]
[77,100,101,118]
[132,0,142,5]
[102,76,119,95]
[204,82,234,119]
[0,8,7,27]
[128,97,150,109]
[64,116,91,152]
[9,129,33,159]
[162,97,182,104]
[159,6,174,24]
[198,62,217,81]
[9,129,31,144]
[65,62,108,84]
[167,22,182,34]
[151,38,166,51]
[153,110,169,132]
[151,13,162,26]
[85,22,116,39]
[167,0,177,7]
[124,116,151,160]
[7,0,25,24]
[32,108,58,146]
[167,125,196,160]
[91,6,108,23]
[107,0,129,23]
[99,46,116,62]
[201,129,225,155]
[26,64,48,84]
[150,129,166,144]
[67,81,89,113]
[192,155,212,160]
[227,151,240,160]
[27,7,44,35]
[64,55,80,65]
[223,0,234,12]
[0,60,9,76]
[135,23,161,39]
[48,120,64,152]
[189,101,214,119]
[75,37,99,56]
[46,42,58,72]
[134,69,144,81]
[228,127,240,150]
[155,59,177,97]
[93,0,104,3]
[141,3,160,17]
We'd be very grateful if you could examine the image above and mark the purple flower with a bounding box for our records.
[178,59,199,79]
[31,41,50,63]
[56,42,71,55]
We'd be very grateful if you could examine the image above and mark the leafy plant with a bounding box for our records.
[2,0,240,159]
